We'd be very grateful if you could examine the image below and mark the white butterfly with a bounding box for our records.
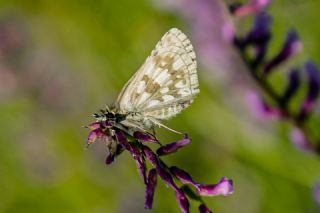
[95,28,199,134]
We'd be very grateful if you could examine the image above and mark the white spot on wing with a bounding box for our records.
[137,92,151,105]
[172,59,184,70]
[154,70,170,84]
[160,87,169,94]
[178,88,191,96]
[147,100,160,108]
[175,81,185,88]
[137,81,146,94]
[162,95,175,101]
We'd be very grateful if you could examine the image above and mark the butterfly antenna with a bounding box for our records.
[105,105,110,112]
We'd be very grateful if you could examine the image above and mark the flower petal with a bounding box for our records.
[115,130,131,151]
[281,68,300,105]
[156,134,191,156]
[133,131,159,144]
[264,30,302,74]
[196,177,234,197]
[142,145,158,166]
[105,152,115,164]
[170,166,197,185]
[87,129,104,146]
[144,169,158,209]
[246,90,282,119]
[289,127,313,152]
[175,189,190,213]
[156,164,179,191]
[135,155,148,184]
[106,142,124,164]
[245,12,272,46]
[85,122,101,130]
[198,204,213,213]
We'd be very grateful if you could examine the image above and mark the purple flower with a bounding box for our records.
[156,164,179,191]
[197,177,234,197]
[264,30,302,74]
[170,166,197,185]
[243,12,272,46]
[157,134,191,156]
[115,130,131,151]
[238,12,272,68]
[233,0,270,17]
[142,145,158,166]
[85,122,101,130]
[105,144,124,164]
[145,169,157,209]
[105,153,115,164]
[314,182,320,205]
[289,127,313,152]
[246,90,282,119]
[132,147,147,184]
[171,166,234,197]
[198,204,213,213]
[133,131,159,144]
[281,68,300,106]
[175,189,190,213]
[298,61,320,121]
[87,128,105,146]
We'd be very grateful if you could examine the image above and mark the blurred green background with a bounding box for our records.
[1,0,320,212]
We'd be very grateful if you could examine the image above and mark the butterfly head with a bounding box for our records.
[92,107,126,124]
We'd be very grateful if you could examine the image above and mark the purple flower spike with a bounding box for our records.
[298,61,320,120]
[233,0,270,17]
[170,166,196,185]
[175,189,190,213]
[264,30,302,74]
[199,204,213,213]
[145,169,157,209]
[281,68,300,105]
[133,131,159,144]
[157,134,191,156]
[314,182,320,205]
[197,177,234,197]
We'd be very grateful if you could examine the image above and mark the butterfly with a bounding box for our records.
[94,28,199,134]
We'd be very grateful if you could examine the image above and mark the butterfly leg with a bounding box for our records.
[148,118,183,134]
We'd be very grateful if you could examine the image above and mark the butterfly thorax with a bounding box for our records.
[92,107,152,133]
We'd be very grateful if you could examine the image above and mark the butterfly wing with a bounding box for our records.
[116,28,199,129]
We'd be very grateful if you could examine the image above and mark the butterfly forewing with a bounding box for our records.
[116,28,199,130]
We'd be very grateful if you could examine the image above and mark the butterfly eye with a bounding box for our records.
[105,112,115,119]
